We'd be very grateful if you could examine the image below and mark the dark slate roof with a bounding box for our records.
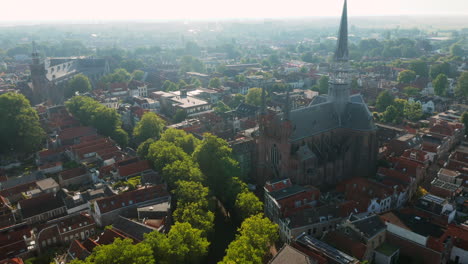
[19,193,65,219]
[309,95,328,106]
[350,215,386,239]
[112,216,156,241]
[289,99,375,141]
[268,244,313,264]
[268,185,309,200]
[287,204,341,228]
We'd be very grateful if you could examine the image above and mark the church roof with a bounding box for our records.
[289,97,375,142]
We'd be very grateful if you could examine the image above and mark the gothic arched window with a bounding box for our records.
[271,144,279,167]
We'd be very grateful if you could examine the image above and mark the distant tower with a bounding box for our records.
[29,41,47,104]
[328,0,351,117]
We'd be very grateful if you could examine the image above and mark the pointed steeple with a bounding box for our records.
[334,0,348,62]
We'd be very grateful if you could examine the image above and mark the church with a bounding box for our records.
[256,0,378,187]
[27,43,110,105]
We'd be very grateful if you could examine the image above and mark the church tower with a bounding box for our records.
[29,41,48,104]
[328,0,352,118]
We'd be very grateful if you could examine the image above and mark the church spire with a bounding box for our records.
[334,0,348,62]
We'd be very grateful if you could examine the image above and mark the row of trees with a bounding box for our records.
[66,96,128,146]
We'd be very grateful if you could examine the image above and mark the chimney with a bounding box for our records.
[180,89,188,98]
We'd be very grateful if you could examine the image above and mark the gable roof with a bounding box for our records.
[19,193,65,219]
[269,244,313,264]
[95,185,168,214]
[112,216,156,242]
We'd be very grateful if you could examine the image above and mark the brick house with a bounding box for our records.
[57,126,97,146]
[264,178,320,224]
[91,185,170,227]
[35,212,96,253]
[18,193,66,224]
[58,167,91,188]
[0,223,35,262]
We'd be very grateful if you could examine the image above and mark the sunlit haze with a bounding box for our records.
[3,0,468,22]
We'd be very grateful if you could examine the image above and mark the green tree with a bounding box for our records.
[121,59,144,72]
[456,72,468,97]
[100,68,132,85]
[451,43,465,57]
[408,60,428,78]
[137,138,155,158]
[404,101,423,121]
[191,78,202,88]
[66,74,92,98]
[132,70,145,81]
[209,77,221,88]
[317,75,329,94]
[433,73,448,96]
[162,80,178,91]
[133,112,165,143]
[193,133,240,197]
[245,87,263,106]
[461,112,468,136]
[173,202,214,234]
[71,238,154,264]
[224,177,249,209]
[228,94,245,108]
[167,222,210,264]
[220,214,278,264]
[159,128,200,154]
[398,70,416,84]
[382,105,401,124]
[234,74,246,83]
[144,223,210,264]
[214,101,231,114]
[429,62,451,79]
[375,90,395,112]
[162,160,205,188]
[147,140,189,171]
[235,192,263,221]
[173,180,209,206]
[172,109,188,123]
[403,86,420,97]
[178,80,188,89]
[0,92,45,155]
[112,128,129,147]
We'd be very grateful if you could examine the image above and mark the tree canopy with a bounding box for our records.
[235,191,263,221]
[433,73,448,97]
[65,74,92,98]
[0,93,45,154]
[147,140,190,172]
[375,90,395,112]
[133,112,165,143]
[398,70,416,84]
[245,87,263,106]
[220,214,278,264]
[193,133,240,197]
[209,77,222,88]
[456,72,468,98]
[66,96,128,146]
[70,238,155,264]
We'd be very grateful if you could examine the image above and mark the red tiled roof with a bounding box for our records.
[118,160,151,178]
[323,231,367,260]
[95,185,168,214]
[0,182,37,199]
[401,149,430,163]
[0,258,24,264]
[38,147,66,158]
[68,240,90,261]
[60,167,88,181]
[58,126,96,141]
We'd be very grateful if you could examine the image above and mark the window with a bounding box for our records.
[322,227,326,232]
[313,228,317,234]
[270,144,279,167]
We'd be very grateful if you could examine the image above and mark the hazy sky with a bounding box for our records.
[3,0,468,21]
